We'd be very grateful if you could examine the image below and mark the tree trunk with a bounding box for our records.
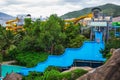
[50,44,54,54]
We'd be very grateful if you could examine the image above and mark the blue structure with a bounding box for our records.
[112,22,120,37]
[19,31,106,76]
[114,26,120,37]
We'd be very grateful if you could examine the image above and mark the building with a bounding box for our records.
[113,16,120,22]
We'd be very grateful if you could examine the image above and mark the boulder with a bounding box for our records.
[3,72,22,80]
[77,48,120,80]
[110,48,116,54]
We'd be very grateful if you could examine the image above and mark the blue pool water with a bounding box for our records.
[2,65,23,77]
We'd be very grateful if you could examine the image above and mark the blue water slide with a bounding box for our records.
[19,31,106,76]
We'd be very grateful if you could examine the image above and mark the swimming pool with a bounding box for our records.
[1,65,24,77]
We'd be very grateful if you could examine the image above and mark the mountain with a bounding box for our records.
[61,3,120,19]
[0,12,14,20]
[0,12,14,26]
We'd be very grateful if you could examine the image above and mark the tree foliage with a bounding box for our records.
[64,23,87,48]
[1,14,87,63]
[101,38,120,59]
[0,25,23,60]
[18,14,67,54]
[23,69,88,80]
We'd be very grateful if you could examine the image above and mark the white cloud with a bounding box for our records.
[0,0,120,18]
[86,0,101,4]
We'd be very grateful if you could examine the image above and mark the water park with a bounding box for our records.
[0,5,120,80]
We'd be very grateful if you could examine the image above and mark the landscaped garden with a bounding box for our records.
[0,14,88,80]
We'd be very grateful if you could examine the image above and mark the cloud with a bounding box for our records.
[0,0,26,6]
[62,0,120,7]
[24,0,66,8]
[0,0,120,17]
[60,0,85,6]
[62,0,84,3]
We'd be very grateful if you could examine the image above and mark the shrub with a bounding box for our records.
[60,69,88,80]
[71,69,88,79]
[23,71,42,80]
[23,69,88,80]
[45,66,62,72]
[101,38,120,60]
[42,70,60,80]
[16,52,49,67]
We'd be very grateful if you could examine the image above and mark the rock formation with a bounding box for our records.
[77,48,120,80]
[3,72,22,80]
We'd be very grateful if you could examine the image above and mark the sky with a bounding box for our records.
[0,0,120,18]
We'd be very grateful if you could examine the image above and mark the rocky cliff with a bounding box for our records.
[77,48,120,80]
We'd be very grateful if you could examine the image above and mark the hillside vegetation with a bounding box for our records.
[61,3,120,19]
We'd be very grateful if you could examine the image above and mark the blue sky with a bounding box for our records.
[0,0,120,17]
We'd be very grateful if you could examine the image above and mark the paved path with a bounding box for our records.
[2,60,16,65]
[62,66,93,73]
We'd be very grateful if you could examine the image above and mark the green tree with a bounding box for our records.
[101,38,120,59]
[16,14,87,56]
[64,23,87,48]
[0,25,23,60]
[40,14,66,54]
[23,18,32,28]
[18,19,42,52]
[18,14,66,54]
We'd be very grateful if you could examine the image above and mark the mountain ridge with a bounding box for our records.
[61,3,120,19]
[0,12,14,26]
[0,12,14,19]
